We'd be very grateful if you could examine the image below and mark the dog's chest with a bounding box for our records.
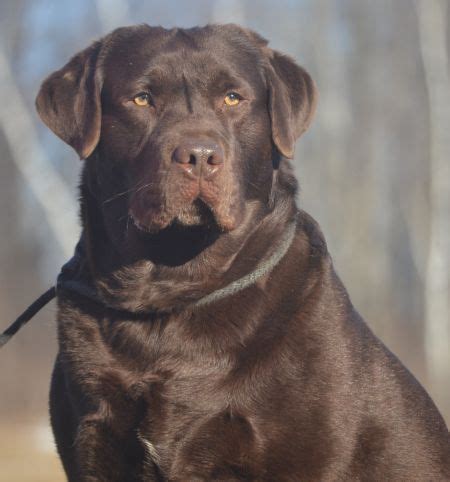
[104,315,265,478]
[100,313,235,452]
[61,303,266,478]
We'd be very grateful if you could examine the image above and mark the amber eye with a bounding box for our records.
[224,92,241,106]
[133,92,150,106]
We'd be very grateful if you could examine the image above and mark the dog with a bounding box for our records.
[35,24,449,481]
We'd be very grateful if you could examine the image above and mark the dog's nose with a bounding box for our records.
[172,139,223,177]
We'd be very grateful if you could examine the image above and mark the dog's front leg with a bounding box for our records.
[55,306,150,481]
[65,367,149,482]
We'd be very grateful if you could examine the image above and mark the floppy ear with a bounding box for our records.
[35,41,103,160]
[265,50,317,159]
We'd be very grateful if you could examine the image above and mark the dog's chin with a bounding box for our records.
[127,200,226,265]
[130,199,224,236]
[174,200,217,228]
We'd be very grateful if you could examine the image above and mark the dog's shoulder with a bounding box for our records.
[296,209,328,252]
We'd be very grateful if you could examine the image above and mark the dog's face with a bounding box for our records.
[36,25,316,239]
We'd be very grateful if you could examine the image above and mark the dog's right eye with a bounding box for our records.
[224,92,241,107]
[133,93,151,106]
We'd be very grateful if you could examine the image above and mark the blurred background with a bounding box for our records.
[0,0,449,480]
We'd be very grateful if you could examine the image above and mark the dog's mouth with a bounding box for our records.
[128,172,243,234]
[128,200,222,265]
[130,199,220,234]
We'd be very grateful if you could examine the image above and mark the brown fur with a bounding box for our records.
[36,24,449,481]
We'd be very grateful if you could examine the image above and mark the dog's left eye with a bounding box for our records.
[133,92,151,106]
[224,92,242,106]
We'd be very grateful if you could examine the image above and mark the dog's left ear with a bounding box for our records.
[265,50,317,159]
[35,41,103,160]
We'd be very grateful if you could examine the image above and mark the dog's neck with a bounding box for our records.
[57,212,297,315]
[75,179,297,313]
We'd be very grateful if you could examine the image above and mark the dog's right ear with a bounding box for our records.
[35,41,103,160]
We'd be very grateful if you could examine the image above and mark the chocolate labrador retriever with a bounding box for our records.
[35,24,449,481]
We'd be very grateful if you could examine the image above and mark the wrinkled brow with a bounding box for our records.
[128,64,254,96]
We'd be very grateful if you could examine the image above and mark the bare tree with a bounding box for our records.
[416,0,450,407]
[0,48,78,259]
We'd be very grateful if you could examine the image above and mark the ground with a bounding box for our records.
[0,420,64,481]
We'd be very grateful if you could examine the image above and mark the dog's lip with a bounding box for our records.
[129,199,211,233]
[129,198,233,236]
[130,215,155,233]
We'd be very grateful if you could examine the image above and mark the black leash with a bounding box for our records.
[0,238,105,350]
[0,240,83,350]
[0,286,56,348]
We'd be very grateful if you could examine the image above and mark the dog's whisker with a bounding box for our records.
[125,214,131,239]
[102,182,161,206]
[243,179,265,192]
[133,182,159,193]
[102,187,136,205]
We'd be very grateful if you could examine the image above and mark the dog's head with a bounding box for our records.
[36,24,316,239]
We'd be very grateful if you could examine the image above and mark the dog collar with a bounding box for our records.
[194,217,297,307]
[57,217,297,312]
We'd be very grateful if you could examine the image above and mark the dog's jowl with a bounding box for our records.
[35,24,450,481]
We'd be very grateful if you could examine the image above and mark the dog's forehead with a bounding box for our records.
[101,25,266,88]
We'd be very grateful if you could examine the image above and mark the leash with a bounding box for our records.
[0,217,297,349]
[0,287,56,348]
